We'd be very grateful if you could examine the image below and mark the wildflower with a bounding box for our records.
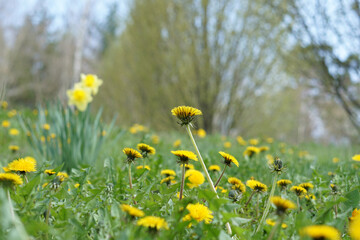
[2,120,10,128]
[161,169,176,177]
[209,165,221,172]
[74,183,80,188]
[270,196,296,215]
[77,74,103,95]
[352,154,360,161]
[229,178,246,193]
[243,146,260,158]
[181,163,194,170]
[349,217,360,240]
[305,194,316,201]
[216,186,228,193]
[129,124,148,134]
[277,179,292,190]
[42,183,48,188]
[67,85,92,111]
[123,148,142,163]
[300,225,340,240]
[266,154,274,165]
[219,151,239,167]
[249,138,259,145]
[151,135,159,144]
[120,204,145,217]
[266,138,274,143]
[332,157,339,163]
[0,173,23,187]
[43,124,50,130]
[222,142,231,149]
[246,180,267,193]
[137,165,151,171]
[137,216,169,230]
[185,169,204,188]
[7,109,17,118]
[41,136,46,143]
[228,177,242,186]
[171,106,202,126]
[1,101,8,109]
[197,128,206,138]
[330,184,339,194]
[137,143,156,157]
[9,128,19,136]
[8,158,36,174]
[259,146,269,152]
[8,145,19,153]
[299,182,314,191]
[171,150,198,164]
[56,172,69,182]
[183,203,213,224]
[266,219,287,228]
[173,139,181,147]
[236,136,247,146]
[160,176,175,185]
[290,186,307,197]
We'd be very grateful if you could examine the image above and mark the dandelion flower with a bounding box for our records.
[224,141,232,148]
[332,157,339,163]
[0,173,23,187]
[2,120,10,128]
[1,101,8,109]
[67,85,92,111]
[243,146,260,158]
[209,165,221,172]
[7,109,17,118]
[185,169,204,188]
[137,143,156,157]
[249,138,259,145]
[171,150,198,164]
[137,165,151,171]
[120,204,145,217]
[219,151,239,167]
[8,158,36,173]
[290,186,307,196]
[259,146,269,152]
[43,124,50,130]
[173,139,181,148]
[123,148,142,163]
[228,178,246,193]
[236,136,247,146]
[197,128,206,138]
[161,169,176,177]
[266,138,274,143]
[151,135,159,144]
[300,225,340,240]
[137,216,169,230]
[9,128,19,136]
[299,182,314,191]
[78,74,103,95]
[277,179,292,188]
[183,203,213,224]
[74,183,80,188]
[349,217,360,240]
[228,177,242,186]
[160,176,175,184]
[352,154,360,162]
[266,219,287,228]
[171,106,202,125]
[305,194,316,200]
[57,172,69,182]
[9,145,19,152]
[181,163,194,170]
[271,196,296,215]
[350,208,360,222]
[246,180,267,192]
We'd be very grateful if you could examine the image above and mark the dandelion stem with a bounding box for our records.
[128,164,133,189]
[46,199,51,225]
[256,194,260,218]
[297,197,300,210]
[214,165,227,188]
[24,175,29,184]
[256,174,278,233]
[179,164,185,200]
[7,189,15,221]
[245,190,256,209]
[185,125,232,235]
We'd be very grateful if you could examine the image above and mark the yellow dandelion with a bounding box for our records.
[228,177,242,186]
[298,151,309,158]
[236,136,247,146]
[197,128,206,138]
[185,169,205,188]
[349,217,360,240]
[332,157,339,163]
[305,194,316,201]
[137,165,151,171]
[137,143,156,156]
[137,216,169,230]
[290,186,307,196]
[57,172,69,182]
[0,173,23,186]
[171,106,202,125]
[181,163,194,170]
[259,146,269,152]
[249,138,259,145]
[67,85,92,111]
[350,208,360,222]
[246,180,267,192]
[8,158,36,173]
[219,151,239,167]
[123,148,142,163]
[7,109,17,118]
[224,141,232,148]
[266,154,274,164]
[43,123,50,130]
[120,204,145,217]
[77,74,103,95]
[9,128,19,136]
[243,146,260,158]
[2,120,10,128]
[299,182,314,191]
[300,225,340,240]
[42,182,48,188]
[266,219,287,228]
[271,196,296,215]
[1,101,8,109]
[171,150,198,164]
[352,154,360,161]
[232,182,246,193]
[9,145,19,152]
[151,135,159,144]
[209,165,221,172]
[160,176,175,184]
[2,167,11,172]
[216,186,228,193]
[183,203,213,224]
[44,169,55,175]
[266,137,274,143]
[161,169,176,176]
[277,179,292,188]
[173,139,181,148]
[74,183,80,188]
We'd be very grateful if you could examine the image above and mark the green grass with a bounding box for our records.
[0,106,359,239]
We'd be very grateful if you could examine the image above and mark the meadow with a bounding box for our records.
[0,75,360,240]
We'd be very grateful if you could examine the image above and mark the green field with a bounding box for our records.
[0,104,359,240]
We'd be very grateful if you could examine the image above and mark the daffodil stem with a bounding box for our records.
[267,215,284,240]
[185,125,232,235]
[128,164,133,189]
[256,174,278,233]
[214,165,227,188]
[179,164,185,200]
[7,189,15,221]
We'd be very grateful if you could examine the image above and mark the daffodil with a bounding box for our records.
[67,85,92,111]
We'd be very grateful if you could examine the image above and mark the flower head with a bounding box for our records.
[228,177,246,193]
[78,74,103,95]
[183,203,213,224]
[123,148,143,163]
[243,146,260,158]
[299,182,314,191]
[2,120,10,128]
[171,106,202,125]
[173,139,181,148]
[181,163,194,170]
[171,150,198,164]
[277,179,292,189]
[209,165,221,172]
[353,154,360,162]
[8,158,36,173]
[120,204,145,217]
[137,143,156,157]
[185,169,204,188]
[197,128,206,138]
[266,219,287,228]
[137,165,151,171]
[246,180,267,192]
[161,169,176,177]
[350,208,360,222]
[1,101,8,109]
[219,151,239,167]
[43,123,50,130]
[249,138,259,145]
[259,146,269,152]
[160,176,175,185]
[9,145,19,152]
[271,196,296,215]
[0,173,23,187]
[349,217,360,240]
[291,186,307,197]
[228,177,242,186]
[9,128,19,136]
[236,136,247,146]
[137,216,169,230]
[57,172,69,182]
[67,85,92,111]
[300,225,340,240]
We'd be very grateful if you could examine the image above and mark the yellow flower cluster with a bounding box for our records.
[183,203,213,224]
[121,204,145,217]
[185,169,204,188]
